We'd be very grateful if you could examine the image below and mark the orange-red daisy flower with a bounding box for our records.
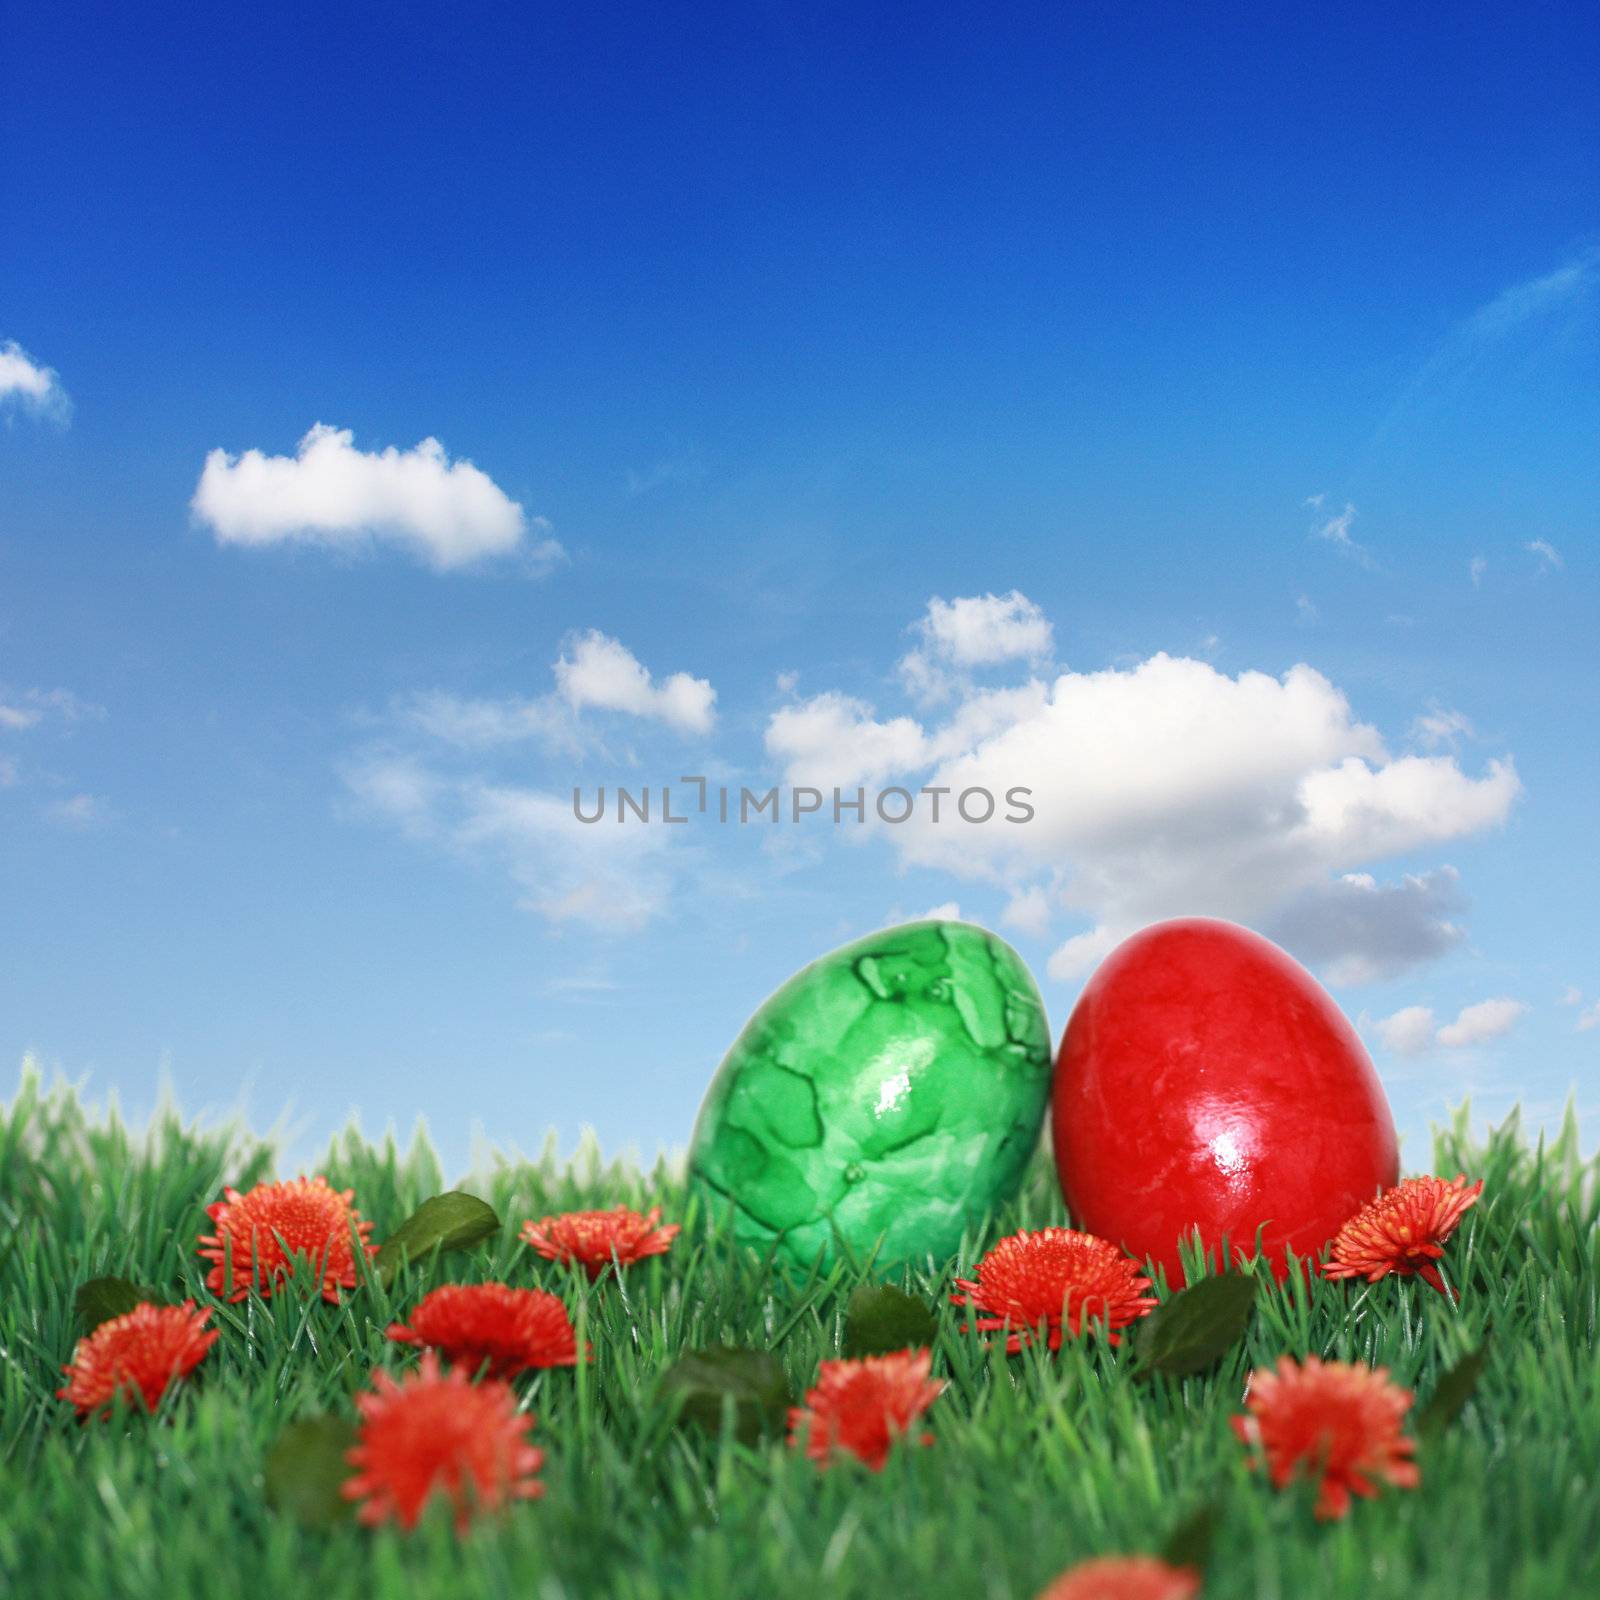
[198,1175,377,1303]
[951,1227,1158,1353]
[1232,1354,1418,1519]
[386,1282,588,1378]
[1321,1173,1484,1296]
[1036,1555,1201,1600]
[57,1300,219,1418]
[788,1348,944,1471]
[519,1204,680,1280]
[342,1351,545,1532]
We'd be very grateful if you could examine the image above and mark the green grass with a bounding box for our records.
[1,1069,1596,1600]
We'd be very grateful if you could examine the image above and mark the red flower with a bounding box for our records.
[1232,1354,1418,1519]
[386,1283,588,1377]
[788,1348,944,1471]
[198,1175,377,1303]
[519,1204,680,1280]
[952,1228,1158,1353]
[57,1301,219,1418]
[1322,1173,1484,1296]
[342,1352,545,1532]
[1036,1555,1201,1600]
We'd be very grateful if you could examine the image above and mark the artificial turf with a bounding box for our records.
[1,1068,1596,1600]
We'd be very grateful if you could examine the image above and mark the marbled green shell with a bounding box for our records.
[688,920,1052,1268]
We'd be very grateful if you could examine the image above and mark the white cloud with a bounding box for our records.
[347,635,717,927]
[889,902,960,928]
[344,756,677,931]
[767,691,931,787]
[899,591,1052,701]
[1470,556,1487,587]
[1376,1005,1438,1057]
[917,591,1053,667]
[1296,593,1318,625]
[45,793,108,828]
[1577,1004,1600,1034]
[1380,248,1600,438]
[399,690,584,754]
[397,633,716,749]
[1264,867,1467,985]
[0,757,17,787]
[1412,707,1474,748]
[764,636,1520,985]
[1310,501,1374,567]
[1559,985,1582,1007]
[191,423,546,571]
[0,687,98,731]
[554,631,716,735]
[1526,538,1564,572]
[1462,249,1598,343]
[1001,884,1052,937]
[1436,997,1528,1049]
[0,340,70,422]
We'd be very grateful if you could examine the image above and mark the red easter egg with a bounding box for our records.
[1052,917,1398,1284]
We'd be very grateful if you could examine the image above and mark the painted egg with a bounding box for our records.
[689,920,1053,1268]
[1052,917,1398,1284]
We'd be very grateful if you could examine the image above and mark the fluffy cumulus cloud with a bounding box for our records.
[191,423,552,571]
[899,591,1053,702]
[1372,997,1529,1056]
[1436,997,1528,1048]
[1375,1005,1439,1057]
[0,340,70,422]
[555,631,716,735]
[764,605,1522,985]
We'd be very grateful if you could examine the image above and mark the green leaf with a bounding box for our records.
[74,1276,153,1333]
[264,1415,359,1528]
[1161,1500,1220,1571]
[373,1191,500,1284]
[1416,1333,1492,1439]
[658,1346,794,1447]
[1133,1271,1257,1377]
[843,1283,938,1357]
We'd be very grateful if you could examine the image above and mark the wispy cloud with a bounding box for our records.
[1379,247,1600,439]
[45,793,110,828]
[0,687,101,731]
[1470,556,1487,587]
[1526,538,1564,573]
[1308,501,1376,569]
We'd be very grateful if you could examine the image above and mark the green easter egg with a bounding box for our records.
[688,920,1052,1268]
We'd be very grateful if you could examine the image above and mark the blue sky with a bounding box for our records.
[2,2,1596,1171]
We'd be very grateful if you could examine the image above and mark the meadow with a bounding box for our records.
[1,1069,1596,1600]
